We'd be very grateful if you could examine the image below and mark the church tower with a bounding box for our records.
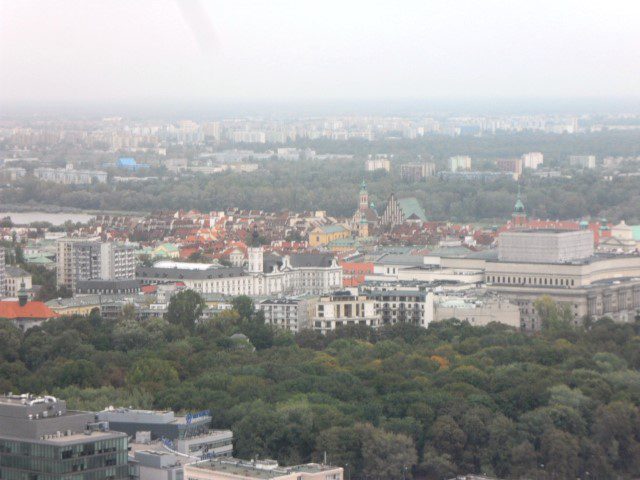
[512,184,527,227]
[359,180,369,211]
[247,246,264,273]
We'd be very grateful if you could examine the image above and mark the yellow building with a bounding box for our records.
[309,224,351,247]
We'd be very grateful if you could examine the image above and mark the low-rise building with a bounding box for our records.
[4,266,33,297]
[258,297,316,332]
[365,288,434,327]
[308,224,351,247]
[185,458,343,480]
[312,291,380,334]
[435,297,521,328]
[96,408,233,459]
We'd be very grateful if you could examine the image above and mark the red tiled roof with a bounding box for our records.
[0,301,60,320]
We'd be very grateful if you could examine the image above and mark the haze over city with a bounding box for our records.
[2,0,640,109]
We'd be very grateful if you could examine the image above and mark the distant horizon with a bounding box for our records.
[3,96,640,119]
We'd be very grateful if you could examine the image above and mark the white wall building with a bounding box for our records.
[521,152,544,169]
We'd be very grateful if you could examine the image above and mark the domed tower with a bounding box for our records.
[512,184,527,227]
[359,180,369,211]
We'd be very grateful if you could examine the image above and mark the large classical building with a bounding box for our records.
[137,248,342,297]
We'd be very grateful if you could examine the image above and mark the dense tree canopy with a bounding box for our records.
[1,298,640,479]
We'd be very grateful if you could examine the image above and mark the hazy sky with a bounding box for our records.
[1,0,640,105]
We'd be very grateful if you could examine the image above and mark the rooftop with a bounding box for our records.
[189,458,339,479]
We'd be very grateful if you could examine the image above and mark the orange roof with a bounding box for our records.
[0,301,60,319]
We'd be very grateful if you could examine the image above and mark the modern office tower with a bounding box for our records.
[96,408,233,458]
[0,393,135,480]
[448,155,472,172]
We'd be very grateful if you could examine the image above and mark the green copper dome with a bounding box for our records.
[360,180,367,192]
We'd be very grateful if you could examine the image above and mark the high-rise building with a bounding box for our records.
[57,239,102,291]
[0,393,135,480]
[400,162,436,182]
[521,152,544,169]
[495,158,523,179]
[569,155,596,169]
[100,243,136,280]
[57,239,136,291]
[448,155,471,172]
[0,247,6,297]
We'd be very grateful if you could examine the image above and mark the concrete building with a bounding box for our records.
[96,408,233,459]
[448,155,471,172]
[0,394,135,480]
[312,291,380,334]
[365,289,434,328]
[498,230,594,263]
[569,155,596,169]
[485,255,640,329]
[57,239,136,291]
[134,450,183,480]
[435,297,520,328]
[258,297,316,333]
[400,162,436,182]
[495,158,523,179]
[34,165,108,184]
[100,242,137,280]
[185,458,343,480]
[57,238,103,290]
[0,247,6,297]
[365,155,390,172]
[76,279,141,295]
[521,152,544,169]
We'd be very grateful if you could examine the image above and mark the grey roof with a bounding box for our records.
[76,279,140,290]
[136,265,245,280]
[5,265,29,277]
[289,253,335,268]
[375,253,425,266]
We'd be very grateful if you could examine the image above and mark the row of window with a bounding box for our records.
[488,275,575,287]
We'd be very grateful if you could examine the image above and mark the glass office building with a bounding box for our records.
[0,394,136,480]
